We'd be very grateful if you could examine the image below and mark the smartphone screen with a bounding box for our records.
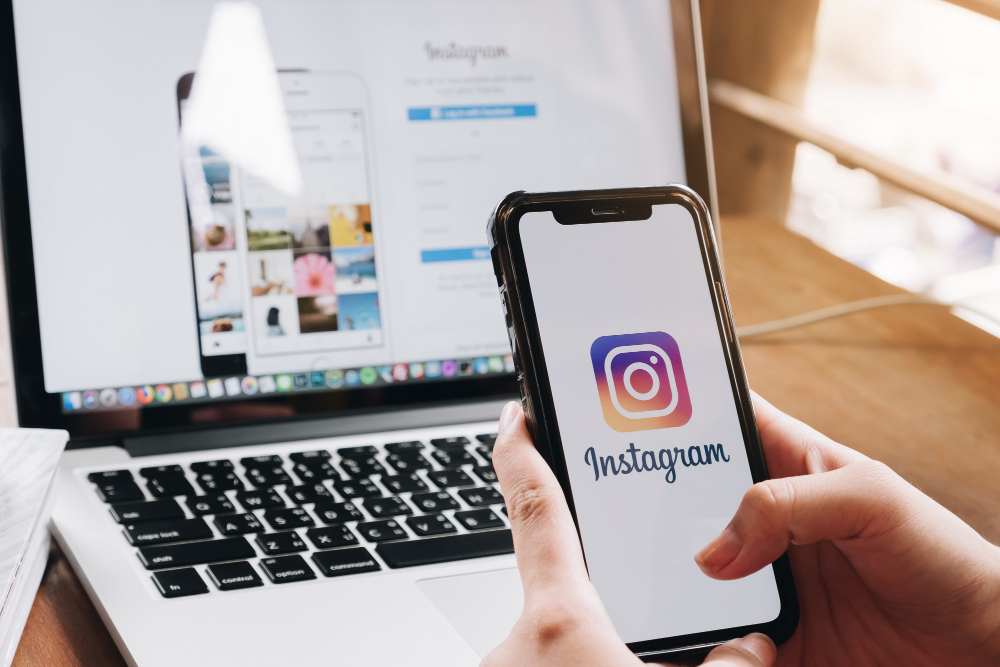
[517,203,781,644]
[178,71,383,378]
[236,72,384,376]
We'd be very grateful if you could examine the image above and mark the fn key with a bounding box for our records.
[152,568,209,598]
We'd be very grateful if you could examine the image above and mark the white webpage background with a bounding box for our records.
[519,209,780,643]
[13,0,685,392]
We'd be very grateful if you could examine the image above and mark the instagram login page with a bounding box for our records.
[519,206,781,643]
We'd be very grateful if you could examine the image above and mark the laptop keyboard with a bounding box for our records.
[86,433,511,598]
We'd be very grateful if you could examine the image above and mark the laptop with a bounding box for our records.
[0,1,716,664]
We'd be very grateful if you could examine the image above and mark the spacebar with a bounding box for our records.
[375,530,513,568]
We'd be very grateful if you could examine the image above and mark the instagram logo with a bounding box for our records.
[590,332,692,432]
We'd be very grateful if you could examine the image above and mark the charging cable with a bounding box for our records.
[736,293,1000,338]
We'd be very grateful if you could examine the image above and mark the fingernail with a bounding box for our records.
[730,633,776,665]
[694,526,741,573]
[498,401,519,432]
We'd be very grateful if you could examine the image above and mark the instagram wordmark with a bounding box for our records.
[590,332,692,432]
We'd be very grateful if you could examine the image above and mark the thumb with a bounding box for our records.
[492,401,591,599]
[700,634,777,666]
[694,459,901,579]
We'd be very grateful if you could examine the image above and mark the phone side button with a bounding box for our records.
[715,281,734,343]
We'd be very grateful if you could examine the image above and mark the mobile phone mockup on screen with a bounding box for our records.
[177,70,381,378]
[487,186,798,659]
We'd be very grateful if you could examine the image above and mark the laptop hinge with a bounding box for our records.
[121,397,514,458]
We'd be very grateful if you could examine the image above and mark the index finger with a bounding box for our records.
[492,402,592,600]
[750,391,865,478]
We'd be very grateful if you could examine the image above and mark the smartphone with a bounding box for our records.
[177,72,249,377]
[235,71,384,377]
[178,71,383,378]
[487,186,798,659]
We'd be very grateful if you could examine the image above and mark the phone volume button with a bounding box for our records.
[502,292,513,328]
[715,281,734,343]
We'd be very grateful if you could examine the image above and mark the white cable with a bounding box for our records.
[736,293,1000,338]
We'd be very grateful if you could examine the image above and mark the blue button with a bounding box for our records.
[408,104,537,121]
[421,247,491,263]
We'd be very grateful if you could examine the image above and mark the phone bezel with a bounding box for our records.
[487,185,799,658]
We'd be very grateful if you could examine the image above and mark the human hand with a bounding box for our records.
[695,392,1000,666]
[483,401,778,667]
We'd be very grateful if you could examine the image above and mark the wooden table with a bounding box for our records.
[12,216,1000,666]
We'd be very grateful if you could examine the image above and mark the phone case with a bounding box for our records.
[486,185,799,660]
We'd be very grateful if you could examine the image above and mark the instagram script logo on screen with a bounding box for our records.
[590,332,692,432]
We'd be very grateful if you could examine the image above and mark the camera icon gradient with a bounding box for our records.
[590,332,692,432]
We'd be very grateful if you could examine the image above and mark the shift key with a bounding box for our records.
[109,499,184,524]
[138,537,255,570]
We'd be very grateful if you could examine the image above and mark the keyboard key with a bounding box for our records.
[240,455,283,467]
[405,514,457,537]
[264,507,315,530]
[286,483,334,505]
[384,441,424,454]
[214,513,264,536]
[312,547,381,577]
[235,488,284,510]
[289,450,332,466]
[454,509,506,531]
[259,555,316,584]
[337,446,378,457]
[207,561,263,591]
[333,478,380,498]
[146,476,195,499]
[339,457,385,479]
[356,520,407,543]
[88,470,133,483]
[363,496,413,518]
[410,492,460,513]
[139,465,184,478]
[306,525,358,549]
[376,530,513,568]
[472,466,498,484]
[95,481,145,503]
[110,499,184,524]
[475,433,498,446]
[244,465,291,488]
[431,436,470,448]
[186,494,235,516]
[196,471,243,492]
[430,449,475,468]
[428,469,474,488]
[458,487,504,507]
[152,568,209,598]
[256,530,307,555]
[475,446,494,463]
[380,473,428,494]
[313,501,363,525]
[189,460,234,475]
[124,518,212,546]
[138,536,255,570]
[385,453,431,473]
[291,461,339,481]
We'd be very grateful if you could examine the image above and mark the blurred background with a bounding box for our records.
[702,0,1000,336]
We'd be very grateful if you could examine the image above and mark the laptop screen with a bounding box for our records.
[8,0,697,432]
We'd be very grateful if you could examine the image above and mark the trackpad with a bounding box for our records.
[417,568,523,657]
